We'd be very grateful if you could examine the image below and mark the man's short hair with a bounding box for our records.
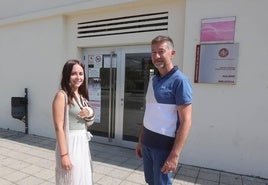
[151,35,174,50]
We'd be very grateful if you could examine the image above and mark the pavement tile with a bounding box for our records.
[21,155,44,164]
[0,166,16,177]
[22,164,44,175]
[0,178,14,185]
[0,128,268,185]
[39,181,55,185]
[106,167,132,179]
[93,163,114,175]
[3,171,29,183]
[121,181,147,185]
[125,172,146,184]
[196,178,219,185]
[220,172,242,185]
[109,155,129,163]
[0,147,12,155]
[177,165,200,178]
[16,176,45,185]
[34,168,55,180]
[1,158,19,167]
[242,180,266,185]
[107,159,126,167]
[198,168,220,182]
[173,175,195,185]
[242,175,268,185]
[93,172,105,183]
[120,158,143,170]
[8,160,31,171]
[33,158,54,169]
[97,175,122,185]
[8,152,32,161]
[47,176,56,183]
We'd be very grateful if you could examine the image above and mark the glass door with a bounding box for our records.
[122,50,155,147]
[83,46,155,148]
[83,48,118,144]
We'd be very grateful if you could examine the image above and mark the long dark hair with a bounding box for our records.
[60,59,89,105]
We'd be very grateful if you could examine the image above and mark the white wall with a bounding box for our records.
[0,0,186,141]
[0,16,67,138]
[0,0,87,19]
[0,0,137,26]
[182,0,268,178]
[66,0,185,65]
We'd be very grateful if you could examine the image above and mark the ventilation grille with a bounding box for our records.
[77,12,168,38]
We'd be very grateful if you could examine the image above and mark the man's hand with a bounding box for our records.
[135,142,143,158]
[161,153,179,174]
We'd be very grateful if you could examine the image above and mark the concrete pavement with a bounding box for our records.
[0,128,267,185]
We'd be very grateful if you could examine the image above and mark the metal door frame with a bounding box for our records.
[82,45,150,148]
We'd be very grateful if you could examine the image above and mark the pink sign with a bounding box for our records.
[200,16,236,43]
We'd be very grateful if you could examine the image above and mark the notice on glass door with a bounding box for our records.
[104,55,117,68]
[88,68,100,78]
[88,78,101,123]
[94,55,103,68]
[90,101,100,123]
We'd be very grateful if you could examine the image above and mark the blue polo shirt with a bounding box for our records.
[142,66,192,150]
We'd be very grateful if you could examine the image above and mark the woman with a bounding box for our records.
[52,59,94,185]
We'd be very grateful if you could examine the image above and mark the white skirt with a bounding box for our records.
[55,130,93,185]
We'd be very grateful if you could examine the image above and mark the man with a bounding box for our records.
[136,35,192,185]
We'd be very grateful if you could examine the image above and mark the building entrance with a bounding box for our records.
[83,46,155,148]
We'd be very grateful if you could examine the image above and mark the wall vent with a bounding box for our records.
[77,12,168,38]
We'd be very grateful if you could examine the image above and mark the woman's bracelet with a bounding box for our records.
[60,153,68,157]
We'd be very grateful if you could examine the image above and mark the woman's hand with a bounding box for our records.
[61,154,73,170]
[78,108,90,119]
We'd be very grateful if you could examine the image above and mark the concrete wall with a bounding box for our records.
[0,0,267,179]
[182,0,268,178]
[0,0,87,19]
[0,16,67,137]
[0,0,154,138]
[66,0,185,66]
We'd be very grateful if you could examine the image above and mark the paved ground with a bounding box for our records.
[0,128,267,185]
